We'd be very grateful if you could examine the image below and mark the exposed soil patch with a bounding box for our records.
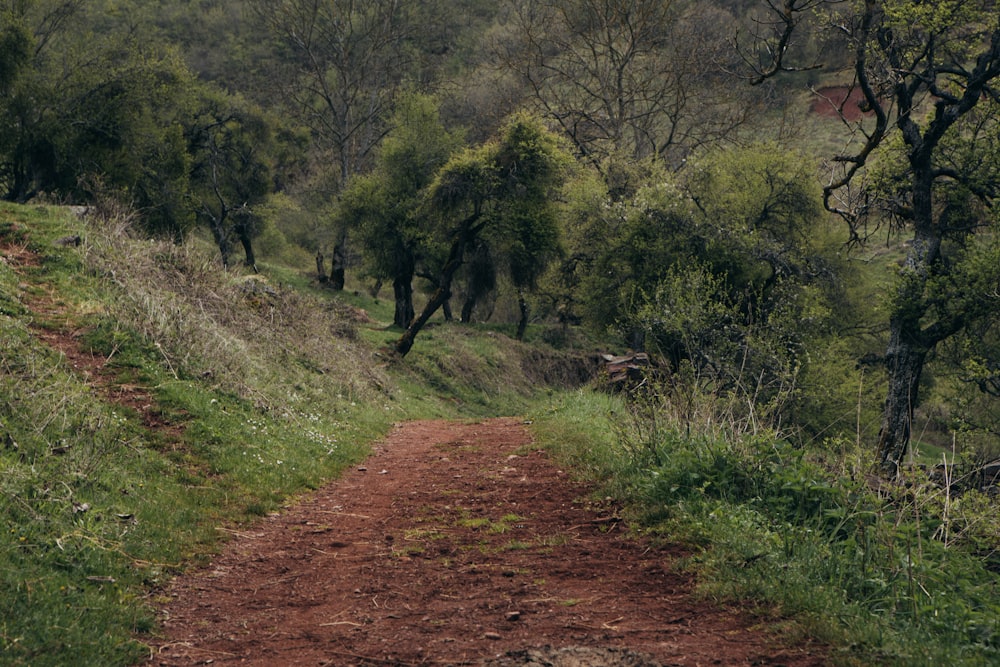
[810,86,874,121]
[1,232,179,436]
[144,419,826,666]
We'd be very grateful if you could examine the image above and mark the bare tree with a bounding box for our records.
[247,0,410,288]
[491,0,749,171]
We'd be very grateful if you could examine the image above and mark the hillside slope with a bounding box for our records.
[0,203,598,666]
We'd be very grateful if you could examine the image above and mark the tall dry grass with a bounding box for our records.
[81,202,390,414]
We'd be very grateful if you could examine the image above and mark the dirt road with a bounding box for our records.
[143,418,825,666]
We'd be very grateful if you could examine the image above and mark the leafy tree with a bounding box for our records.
[186,90,277,270]
[337,93,463,328]
[746,0,1000,474]
[394,113,570,356]
[0,1,197,238]
[684,143,827,298]
[567,142,832,416]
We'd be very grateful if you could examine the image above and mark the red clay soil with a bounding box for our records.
[810,86,874,121]
[143,418,827,667]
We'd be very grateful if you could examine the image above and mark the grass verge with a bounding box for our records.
[0,203,404,665]
[529,388,1000,666]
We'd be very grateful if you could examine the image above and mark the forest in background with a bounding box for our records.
[3,0,1000,483]
[2,1,1000,664]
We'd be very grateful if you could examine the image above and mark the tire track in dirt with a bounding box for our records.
[144,418,826,666]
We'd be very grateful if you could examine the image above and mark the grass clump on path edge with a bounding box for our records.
[529,389,1000,667]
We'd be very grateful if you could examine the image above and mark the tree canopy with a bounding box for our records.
[745,0,1000,473]
[336,93,464,328]
[394,113,571,356]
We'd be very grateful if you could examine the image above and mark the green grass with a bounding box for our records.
[528,389,1000,667]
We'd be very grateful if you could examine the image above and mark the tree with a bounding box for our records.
[246,0,412,289]
[187,91,276,271]
[394,113,570,357]
[337,93,463,328]
[745,0,1000,474]
[498,198,564,340]
[491,0,749,170]
[0,1,198,238]
[0,7,32,95]
[0,6,34,197]
[571,143,829,373]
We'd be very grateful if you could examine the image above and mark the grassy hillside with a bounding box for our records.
[2,202,998,667]
[0,202,595,666]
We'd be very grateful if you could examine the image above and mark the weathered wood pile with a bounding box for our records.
[600,352,651,391]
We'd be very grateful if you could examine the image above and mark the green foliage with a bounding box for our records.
[337,92,463,326]
[186,88,279,268]
[426,112,571,222]
[754,0,1000,468]
[395,112,572,354]
[566,143,848,432]
[2,1,1000,663]
[573,143,832,338]
[0,8,31,94]
[531,387,1000,666]
[0,3,198,238]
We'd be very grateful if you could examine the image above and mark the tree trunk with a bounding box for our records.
[315,252,327,283]
[625,328,646,353]
[207,213,232,269]
[873,147,941,475]
[515,289,529,341]
[396,219,477,357]
[876,316,928,476]
[395,280,452,357]
[392,274,415,329]
[237,226,258,273]
[460,241,495,323]
[329,243,345,290]
[461,293,477,323]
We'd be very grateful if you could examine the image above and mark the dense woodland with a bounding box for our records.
[2,0,1000,473]
[4,2,1000,664]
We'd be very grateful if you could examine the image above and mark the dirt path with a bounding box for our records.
[2,233,823,666]
[145,418,826,667]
